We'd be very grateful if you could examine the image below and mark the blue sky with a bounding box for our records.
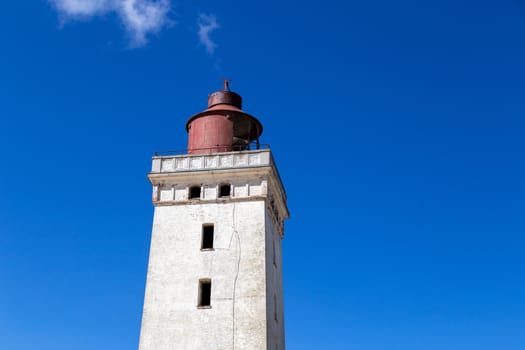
[1,0,524,349]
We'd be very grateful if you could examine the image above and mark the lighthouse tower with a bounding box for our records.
[138,82,290,350]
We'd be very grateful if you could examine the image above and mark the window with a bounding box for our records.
[189,185,201,199]
[273,240,276,267]
[274,294,278,322]
[198,279,212,307]
[201,225,214,250]
[219,183,231,198]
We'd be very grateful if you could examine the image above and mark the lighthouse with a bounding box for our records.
[138,82,290,350]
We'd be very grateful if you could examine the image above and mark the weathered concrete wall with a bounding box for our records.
[139,149,289,350]
[139,200,267,350]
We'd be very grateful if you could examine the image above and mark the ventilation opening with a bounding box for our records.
[189,185,201,200]
[274,294,278,322]
[273,240,277,267]
[198,279,212,307]
[219,184,231,197]
[201,225,214,250]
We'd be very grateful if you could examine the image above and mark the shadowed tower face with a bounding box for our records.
[138,83,290,350]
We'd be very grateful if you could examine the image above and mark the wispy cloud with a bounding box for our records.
[120,0,171,46]
[49,0,172,47]
[51,0,110,17]
[197,14,220,54]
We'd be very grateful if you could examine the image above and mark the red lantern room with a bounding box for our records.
[186,80,263,154]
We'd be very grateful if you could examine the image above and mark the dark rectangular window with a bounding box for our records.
[273,240,276,267]
[189,185,201,199]
[201,225,214,250]
[198,280,212,307]
[219,184,231,197]
[274,294,278,321]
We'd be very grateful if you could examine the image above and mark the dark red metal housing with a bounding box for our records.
[186,84,263,154]
[187,115,233,154]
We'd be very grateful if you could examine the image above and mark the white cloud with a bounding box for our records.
[51,0,110,17]
[49,0,172,47]
[119,0,171,46]
[197,14,219,54]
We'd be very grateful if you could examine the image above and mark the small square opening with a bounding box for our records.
[189,185,201,200]
[201,225,214,250]
[198,279,212,307]
[219,184,231,198]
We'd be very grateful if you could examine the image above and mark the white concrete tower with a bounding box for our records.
[139,82,290,350]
